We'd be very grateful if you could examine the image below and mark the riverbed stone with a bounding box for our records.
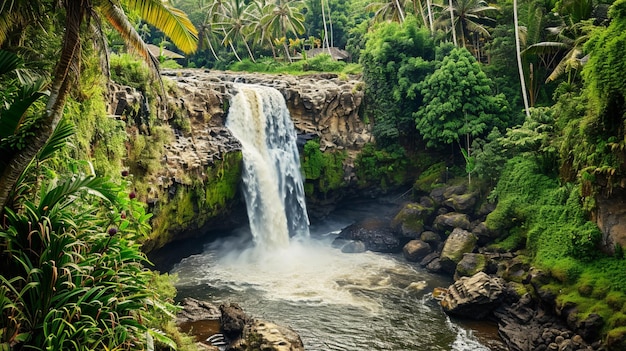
[433,212,472,232]
[177,297,221,323]
[391,202,432,239]
[443,192,478,213]
[440,272,505,319]
[230,320,305,351]
[420,230,441,247]
[341,240,366,253]
[337,218,402,253]
[439,228,478,274]
[454,253,489,280]
[220,303,250,340]
[402,239,432,262]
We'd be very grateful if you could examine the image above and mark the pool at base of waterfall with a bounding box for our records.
[170,229,507,351]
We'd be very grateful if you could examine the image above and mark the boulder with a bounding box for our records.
[177,297,221,324]
[220,303,250,340]
[230,320,305,351]
[433,212,472,232]
[454,253,489,280]
[341,240,367,253]
[440,228,477,274]
[420,231,442,247]
[391,202,433,239]
[337,219,402,253]
[443,192,478,213]
[402,240,432,262]
[440,272,505,319]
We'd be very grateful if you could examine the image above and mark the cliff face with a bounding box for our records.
[163,69,371,158]
[108,70,370,250]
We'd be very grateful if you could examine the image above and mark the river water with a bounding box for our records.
[167,84,506,350]
[169,199,506,351]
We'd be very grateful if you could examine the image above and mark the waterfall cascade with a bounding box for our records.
[225,84,310,249]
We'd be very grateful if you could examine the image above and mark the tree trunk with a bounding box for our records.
[321,0,330,50]
[426,0,434,33]
[0,0,84,213]
[514,0,531,118]
[449,0,457,46]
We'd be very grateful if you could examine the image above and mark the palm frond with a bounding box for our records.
[36,117,75,163]
[99,1,161,79]
[0,49,21,75]
[124,0,198,54]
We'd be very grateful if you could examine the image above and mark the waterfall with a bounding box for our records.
[225,84,310,249]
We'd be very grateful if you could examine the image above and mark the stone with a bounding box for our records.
[420,231,441,246]
[220,303,250,340]
[440,272,505,319]
[440,228,478,274]
[341,240,366,253]
[454,253,489,279]
[230,320,305,351]
[443,192,478,213]
[575,313,604,342]
[337,219,402,253]
[433,212,472,231]
[177,297,221,324]
[391,202,433,239]
[402,240,432,262]
[425,257,443,273]
[419,252,439,267]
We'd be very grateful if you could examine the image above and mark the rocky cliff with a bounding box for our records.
[107,70,370,250]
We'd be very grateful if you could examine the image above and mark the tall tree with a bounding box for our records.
[435,0,498,52]
[261,0,306,62]
[514,0,530,117]
[0,0,198,212]
[415,47,509,148]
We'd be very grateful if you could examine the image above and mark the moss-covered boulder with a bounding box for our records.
[444,192,478,213]
[391,202,434,239]
[454,253,489,280]
[440,228,478,274]
[433,212,472,231]
[413,162,446,193]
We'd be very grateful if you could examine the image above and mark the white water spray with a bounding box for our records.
[225,84,310,249]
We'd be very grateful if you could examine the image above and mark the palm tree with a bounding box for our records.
[261,0,306,62]
[514,0,530,118]
[216,0,257,62]
[0,0,198,212]
[366,0,406,23]
[435,0,497,53]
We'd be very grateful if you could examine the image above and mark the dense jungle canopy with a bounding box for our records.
[1,0,626,349]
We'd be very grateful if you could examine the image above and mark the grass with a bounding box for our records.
[228,55,362,76]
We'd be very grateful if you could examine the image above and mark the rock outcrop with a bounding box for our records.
[440,272,505,319]
[107,70,371,250]
[336,218,402,253]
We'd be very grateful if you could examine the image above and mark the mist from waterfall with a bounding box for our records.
[225,84,310,250]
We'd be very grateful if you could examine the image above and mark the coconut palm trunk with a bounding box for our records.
[0,0,84,212]
[514,0,531,117]
[449,0,457,46]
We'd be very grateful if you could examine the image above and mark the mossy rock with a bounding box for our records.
[440,228,478,274]
[413,162,446,193]
[454,253,488,279]
[391,202,433,238]
[606,326,626,351]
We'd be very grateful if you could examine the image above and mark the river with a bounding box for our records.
[167,198,507,351]
[163,84,506,350]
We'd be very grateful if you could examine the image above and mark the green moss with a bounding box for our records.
[606,326,626,351]
[355,143,410,190]
[413,161,446,193]
[607,291,626,311]
[488,227,526,252]
[148,152,242,250]
[301,140,347,195]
